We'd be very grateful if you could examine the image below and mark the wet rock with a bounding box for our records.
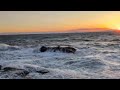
[3,67,19,71]
[62,46,76,53]
[24,65,49,74]
[15,70,29,77]
[83,39,92,41]
[40,45,76,53]
[102,51,115,54]
[40,46,48,52]
[2,67,29,77]
[0,65,2,70]
[3,67,27,71]
[36,69,49,74]
[112,39,120,41]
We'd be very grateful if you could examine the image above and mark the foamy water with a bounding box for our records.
[0,32,120,79]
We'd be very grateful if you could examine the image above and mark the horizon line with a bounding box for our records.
[0,31,114,36]
[0,28,116,35]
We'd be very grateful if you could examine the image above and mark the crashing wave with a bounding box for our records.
[0,43,21,51]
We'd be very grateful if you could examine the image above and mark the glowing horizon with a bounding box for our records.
[0,11,120,34]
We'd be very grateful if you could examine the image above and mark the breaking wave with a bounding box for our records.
[0,43,21,51]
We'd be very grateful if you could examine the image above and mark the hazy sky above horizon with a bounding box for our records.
[1,11,120,33]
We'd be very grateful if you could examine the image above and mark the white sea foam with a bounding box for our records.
[0,32,120,79]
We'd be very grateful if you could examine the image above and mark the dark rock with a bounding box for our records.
[24,65,49,74]
[0,65,2,70]
[15,70,29,77]
[3,67,19,71]
[3,67,26,72]
[40,46,48,52]
[36,69,49,74]
[63,47,76,53]
[3,67,29,77]
[83,39,91,41]
[40,45,76,53]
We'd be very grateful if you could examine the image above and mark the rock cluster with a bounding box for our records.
[0,65,50,78]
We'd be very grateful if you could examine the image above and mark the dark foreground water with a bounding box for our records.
[0,31,120,79]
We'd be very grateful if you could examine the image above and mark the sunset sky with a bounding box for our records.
[1,11,120,34]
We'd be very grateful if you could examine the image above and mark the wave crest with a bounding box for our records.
[0,43,21,51]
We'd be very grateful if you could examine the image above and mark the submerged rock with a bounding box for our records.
[15,70,29,77]
[36,69,49,74]
[40,45,76,53]
[40,46,48,52]
[3,67,19,71]
[65,61,80,65]
[2,66,29,77]
[0,65,2,70]
[24,65,50,74]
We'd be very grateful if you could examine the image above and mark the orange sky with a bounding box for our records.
[0,11,120,34]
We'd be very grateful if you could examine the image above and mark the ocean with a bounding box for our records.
[0,31,120,79]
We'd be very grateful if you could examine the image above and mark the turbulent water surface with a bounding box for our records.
[0,32,120,79]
